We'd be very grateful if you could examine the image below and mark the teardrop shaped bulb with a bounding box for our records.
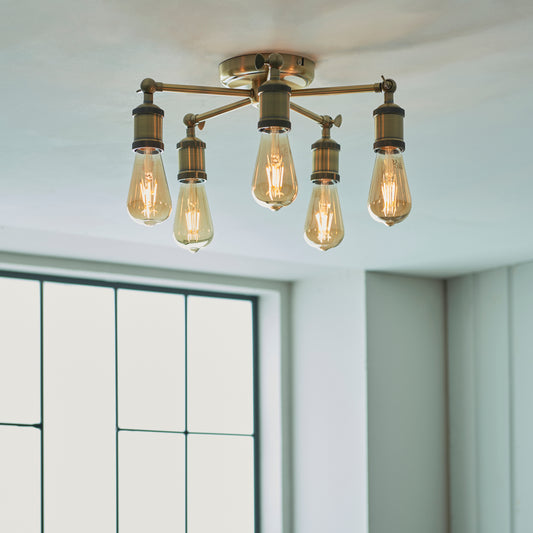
[173,181,214,253]
[252,128,297,211]
[368,148,411,226]
[304,181,344,251]
[127,148,172,226]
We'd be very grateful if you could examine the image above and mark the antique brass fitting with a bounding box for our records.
[176,127,207,183]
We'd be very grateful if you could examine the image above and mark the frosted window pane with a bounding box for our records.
[188,297,253,434]
[0,278,40,423]
[119,431,185,533]
[188,435,254,533]
[118,290,185,431]
[0,426,40,533]
[43,283,115,533]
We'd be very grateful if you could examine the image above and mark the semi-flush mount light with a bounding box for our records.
[127,52,411,253]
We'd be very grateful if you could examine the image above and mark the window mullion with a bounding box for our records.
[184,294,189,533]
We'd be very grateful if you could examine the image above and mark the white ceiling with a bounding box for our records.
[2,0,533,280]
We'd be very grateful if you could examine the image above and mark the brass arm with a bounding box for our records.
[139,78,395,100]
[183,98,253,128]
[291,82,383,97]
[290,102,342,128]
[138,78,253,98]
[159,82,253,98]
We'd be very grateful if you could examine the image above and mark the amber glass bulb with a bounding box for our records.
[127,148,172,226]
[368,147,411,226]
[304,180,344,251]
[252,127,297,211]
[173,181,214,253]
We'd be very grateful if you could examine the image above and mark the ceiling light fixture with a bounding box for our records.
[127,52,411,253]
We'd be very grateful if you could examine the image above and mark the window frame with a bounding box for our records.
[0,268,263,533]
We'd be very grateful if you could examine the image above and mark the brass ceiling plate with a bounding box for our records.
[219,53,315,89]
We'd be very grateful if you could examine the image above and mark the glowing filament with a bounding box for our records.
[266,154,284,200]
[140,173,158,218]
[381,176,397,217]
[315,201,333,243]
[185,200,201,242]
[381,153,398,217]
[139,154,158,218]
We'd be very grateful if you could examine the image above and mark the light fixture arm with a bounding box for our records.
[291,77,396,97]
[138,76,397,101]
[182,97,253,129]
[290,101,342,129]
[138,77,253,98]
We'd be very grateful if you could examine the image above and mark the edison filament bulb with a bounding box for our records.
[173,181,214,253]
[252,128,297,211]
[304,180,344,251]
[128,95,171,226]
[368,147,411,226]
[127,148,172,226]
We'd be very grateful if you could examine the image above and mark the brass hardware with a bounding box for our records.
[311,125,341,183]
[373,103,405,152]
[176,127,207,183]
[159,83,252,98]
[186,98,252,126]
[183,113,196,128]
[380,76,397,93]
[134,62,402,154]
[290,102,342,129]
[219,52,315,89]
[292,83,382,97]
[140,78,159,94]
[258,82,291,132]
[257,55,292,132]
[380,77,397,104]
[290,102,323,125]
[132,103,164,151]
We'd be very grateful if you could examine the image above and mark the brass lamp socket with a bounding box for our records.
[373,103,405,152]
[311,137,341,183]
[132,103,164,151]
[257,80,292,132]
[176,136,207,182]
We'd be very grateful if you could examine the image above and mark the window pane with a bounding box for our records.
[118,290,185,431]
[43,283,115,533]
[0,277,40,424]
[0,426,40,533]
[119,431,185,533]
[188,297,254,434]
[188,434,254,533]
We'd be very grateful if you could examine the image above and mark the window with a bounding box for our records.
[0,272,259,533]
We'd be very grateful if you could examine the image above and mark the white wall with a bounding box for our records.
[366,273,448,533]
[292,270,368,533]
[447,263,533,533]
[292,271,448,533]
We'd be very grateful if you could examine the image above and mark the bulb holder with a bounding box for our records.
[132,103,164,151]
[176,135,207,182]
[373,103,405,152]
[311,137,341,183]
[257,80,292,132]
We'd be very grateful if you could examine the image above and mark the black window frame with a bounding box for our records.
[0,268,261,533]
